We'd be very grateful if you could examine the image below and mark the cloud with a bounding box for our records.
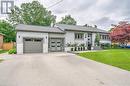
[91,17,114,25]
[49,0,96,14]
[90,17,117,30]
[124,17,130,21]
[0,0,130,30]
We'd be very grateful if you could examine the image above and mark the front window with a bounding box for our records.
[101,35,110,40]
[75,33,84,39]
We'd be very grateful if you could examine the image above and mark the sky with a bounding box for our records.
[0,0,130,31]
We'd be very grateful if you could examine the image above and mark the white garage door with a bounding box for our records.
[23,38,43,53]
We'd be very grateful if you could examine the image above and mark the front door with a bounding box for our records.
[49,38,64,52]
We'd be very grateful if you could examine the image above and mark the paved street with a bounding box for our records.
[0,53,130,86]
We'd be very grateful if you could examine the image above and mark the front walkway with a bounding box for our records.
[0,53,130,86]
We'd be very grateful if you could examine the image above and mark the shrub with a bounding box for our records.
[111,44,120,49]
[101,43,111,49]
[73,43,78,47]
[66,43,71,47]
[8,49,16,54]
[0,50,7,54]
[79,43,85,47]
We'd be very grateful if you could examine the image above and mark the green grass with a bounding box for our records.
[79,49,130,71]
[0,50,7,54]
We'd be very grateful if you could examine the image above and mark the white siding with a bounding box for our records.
[65,31,89,45]
[17,31,48,54]
[65,31,75,44]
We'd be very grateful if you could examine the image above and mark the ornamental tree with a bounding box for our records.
[110,21,130,45]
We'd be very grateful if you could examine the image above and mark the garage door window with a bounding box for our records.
[34,39,42,42]
[25,39,32,41]
[25,38,42,42]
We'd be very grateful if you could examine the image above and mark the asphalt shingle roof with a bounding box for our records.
[16,24,64,33]
[56,24,108,33]
[16,24,109,33]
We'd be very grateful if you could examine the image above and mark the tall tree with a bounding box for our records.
[110,21,130,46]
[8,1,56,26]
[59,15,77,25]
[0,20,16,42]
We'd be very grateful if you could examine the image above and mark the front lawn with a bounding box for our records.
[79,49,130,71]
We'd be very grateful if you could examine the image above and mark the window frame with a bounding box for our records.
[101,35,110,40]
[75,33,84,40]
[1,1,14,14]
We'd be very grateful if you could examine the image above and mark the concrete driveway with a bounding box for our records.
[0,53,130,86]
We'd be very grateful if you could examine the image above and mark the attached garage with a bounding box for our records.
[23,38,43,53]
[16,24,65,54]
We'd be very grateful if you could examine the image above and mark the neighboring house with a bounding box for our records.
[0,33,4,49]
[16,24,111,54]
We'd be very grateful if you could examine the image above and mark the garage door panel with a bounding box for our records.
[24,38,43,53]
[49,38,64,52]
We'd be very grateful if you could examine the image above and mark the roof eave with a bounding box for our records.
[65,29,109,33]
[16,30,65,34]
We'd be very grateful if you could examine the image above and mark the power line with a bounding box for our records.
[47,0,63,8]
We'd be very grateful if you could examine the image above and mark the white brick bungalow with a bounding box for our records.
[16,24,111,54]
